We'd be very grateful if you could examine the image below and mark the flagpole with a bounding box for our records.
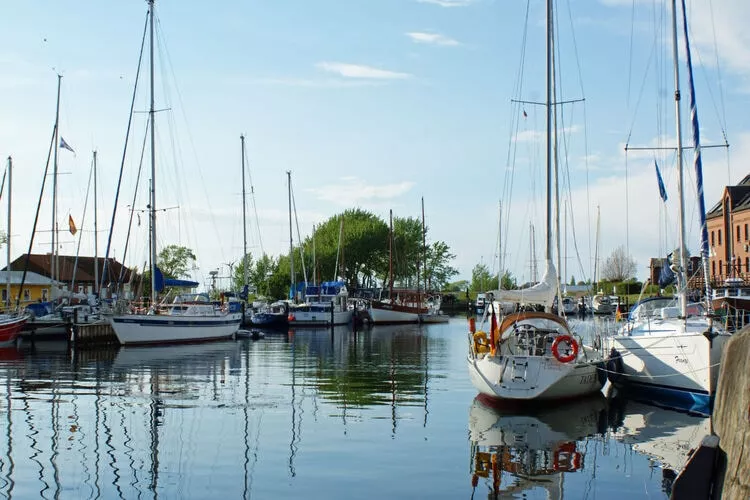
[52,74,61,284]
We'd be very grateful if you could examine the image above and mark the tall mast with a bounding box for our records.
[670,0,688,318]
[287,171,294,302]
[148,0,157,303]
[241,135,248,290]
[422,197,428,293]
[389,209,393,299]
[545,0,553,264]
[497,201,502,289]
[6,157,12,309]
[51,74,62,283]
[93,150,99,295]
[594,205,600,288]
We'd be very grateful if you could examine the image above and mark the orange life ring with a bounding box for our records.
[551,335,578,363]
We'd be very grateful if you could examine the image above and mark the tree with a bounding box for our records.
[471,263,498,292]
[157,245,197,278]
[499,271,517,290]
[423,240,458,290]
[601,245,637,281]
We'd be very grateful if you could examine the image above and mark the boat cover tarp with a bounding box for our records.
[486,260,558,309]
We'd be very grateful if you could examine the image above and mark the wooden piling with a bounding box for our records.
[72,321,119,346]
[711,327,750,499]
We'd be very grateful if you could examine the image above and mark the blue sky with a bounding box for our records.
[1,0,749,290]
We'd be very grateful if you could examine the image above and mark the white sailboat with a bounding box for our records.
[466,0,605,401]
[110,0,241,345]
[603,0,730,414]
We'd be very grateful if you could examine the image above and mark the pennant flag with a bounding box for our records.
[654,160,668,202]
[68,214,77,235]
[522,109,528,118]
[59,137,76,154]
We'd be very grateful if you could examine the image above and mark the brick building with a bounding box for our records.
[705,174,750,285]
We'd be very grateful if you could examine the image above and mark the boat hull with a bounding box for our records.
[110,313,242,345]
[0,315,27,347]
[250,313,288,329]
[467,353,604,401]
[288,309,353,326]
[369,303,421,324]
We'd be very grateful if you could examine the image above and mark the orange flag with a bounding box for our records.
[68,215,77,235]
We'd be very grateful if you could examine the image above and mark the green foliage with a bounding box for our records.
[444,279,470,293]
[423,240,459,290]
[500,271,516,290]
[471,264,498,292]
[233,253,279,297]
[158,245,196,279]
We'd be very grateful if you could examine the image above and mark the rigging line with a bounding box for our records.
[707,0,728,138]
[100,11,148,292]
[118,122,151,288]
[71,156,94,290]
[289,180,308,284]
[0,167,6,203]
[243,144,265,256]
[155,18,227,266]
[16,124,56,310]
[626,0,637,110]
[623,27,659,148]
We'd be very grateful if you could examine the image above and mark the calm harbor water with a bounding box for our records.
[0,318,706,499]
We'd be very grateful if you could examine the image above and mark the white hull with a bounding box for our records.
[418,313,449,324]
[369,305,420,324]
[110,313,242,345]
[609,318,729,397]
[468,352,603,400]
[289,309,353,326]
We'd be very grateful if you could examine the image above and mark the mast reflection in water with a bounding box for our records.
[0,320,710,499]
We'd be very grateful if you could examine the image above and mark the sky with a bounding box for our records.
[1,0,749,292]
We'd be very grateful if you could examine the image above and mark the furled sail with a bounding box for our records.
[486,259,558,309]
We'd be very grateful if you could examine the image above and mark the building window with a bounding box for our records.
[42,289,48,301]
[746,257,749,275]
[719,260,723,276]
[23,289,30,302]
[738,225,741,242]
[711,231,715,246]
[719,230,722,245]
[1,289,6,303]
[712,260,716,276]
[746,224,748,241]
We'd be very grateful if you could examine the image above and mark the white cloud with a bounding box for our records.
[406,32,461,47]
[513,125,580,143]
[417,0,474,7]
[233,76,385,88]
[307,178,415,207]
[315,62,412,80]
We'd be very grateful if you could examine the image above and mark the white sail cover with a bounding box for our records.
[486,259,558,309]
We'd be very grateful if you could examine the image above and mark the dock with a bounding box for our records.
[70,321,119,346]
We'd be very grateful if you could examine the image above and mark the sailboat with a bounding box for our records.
[603,0,730,414]
[368,209,425,324]
[0,157,27,346]
[110,0,241,345]
[466,0,605,401]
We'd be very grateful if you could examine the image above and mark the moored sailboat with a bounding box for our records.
[109,0,241,345]
[466,0,605,402]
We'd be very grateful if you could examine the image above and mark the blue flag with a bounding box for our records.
[655,160,668,202]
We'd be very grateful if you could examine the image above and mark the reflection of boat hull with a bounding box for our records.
[369,302,422,324]
[289,309,353,326]
[610,326,730,413]
[418,313,449,324]
[110,313,242,345]
[113,340,241,368]
[468,352,603,400]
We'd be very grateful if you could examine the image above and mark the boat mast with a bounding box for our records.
[545,0,553,268]
[51,74,62,284]
[422,197,428,293]
[148,0,157,303]
[241,135,248,291]
[93,150,99,295]
[670,0,688,318]
[6,157,11,310]
[287,170,294,302]
[389,209,394,299]
[497,201,502,289]
[594,205,600,290]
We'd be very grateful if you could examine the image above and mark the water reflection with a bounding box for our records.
[468,395,607,498]
[467,394,710,499]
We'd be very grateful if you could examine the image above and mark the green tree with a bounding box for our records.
[158,245,197,278]
[391,216,424,287]
[471,264,498,292]
[499,271,516,290]
[423,241,458,290]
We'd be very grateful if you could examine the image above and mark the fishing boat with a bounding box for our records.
[466,0,605,402]
[603,0,730,414]
[109,1,241,345]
